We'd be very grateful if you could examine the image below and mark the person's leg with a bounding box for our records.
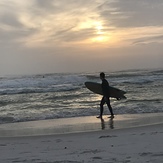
[97,97,105,118]
[106,98,114,116]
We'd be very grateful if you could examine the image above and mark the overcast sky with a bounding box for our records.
[0,0,163,75]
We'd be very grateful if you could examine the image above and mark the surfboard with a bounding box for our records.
[85,82,126,100]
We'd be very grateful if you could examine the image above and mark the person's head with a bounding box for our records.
[100,72,105,79]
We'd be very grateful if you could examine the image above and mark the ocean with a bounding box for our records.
[0,69,163,124]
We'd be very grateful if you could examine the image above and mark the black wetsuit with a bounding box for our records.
[100,79,114,117]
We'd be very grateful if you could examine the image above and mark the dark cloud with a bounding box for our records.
[0,13,23,28]
[35,0,54,8]
[33,0,95,15]
[0,1,23,28]
[99,0,163,27]
[34,0,60,14]
[131,35,163,45]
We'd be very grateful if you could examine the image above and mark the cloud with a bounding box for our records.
[99,0,163,27]
[0,13,23,28]
[0,0,162,48]
[9,0,102,47]
[1,0,162,48]
[0,1,36,47]
[34,0,55,10]
[132,35,163,45]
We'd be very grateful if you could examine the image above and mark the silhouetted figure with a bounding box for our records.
[97,72,114,119]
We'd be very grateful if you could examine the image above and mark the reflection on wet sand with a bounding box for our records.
[100,117,114,130]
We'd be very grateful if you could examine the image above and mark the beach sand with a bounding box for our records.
[0,113,163,163]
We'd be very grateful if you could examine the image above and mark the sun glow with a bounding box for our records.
[91,36,110,43]
[94,22,104,34]
[91,21,110,43]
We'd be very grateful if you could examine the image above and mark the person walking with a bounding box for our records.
[97,72,114,119]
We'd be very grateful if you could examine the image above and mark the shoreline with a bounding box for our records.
[0,112,163,138]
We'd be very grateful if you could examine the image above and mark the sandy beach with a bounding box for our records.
[0,113,163,163]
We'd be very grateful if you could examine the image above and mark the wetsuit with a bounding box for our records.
[100,79,114,117]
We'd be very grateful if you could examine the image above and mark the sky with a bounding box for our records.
[0,0,163,75]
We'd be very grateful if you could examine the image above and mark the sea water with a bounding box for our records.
[0,69,163,124]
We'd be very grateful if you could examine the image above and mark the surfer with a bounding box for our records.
[97,72,114,119]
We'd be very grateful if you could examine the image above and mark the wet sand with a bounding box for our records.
[0,113,163,137]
